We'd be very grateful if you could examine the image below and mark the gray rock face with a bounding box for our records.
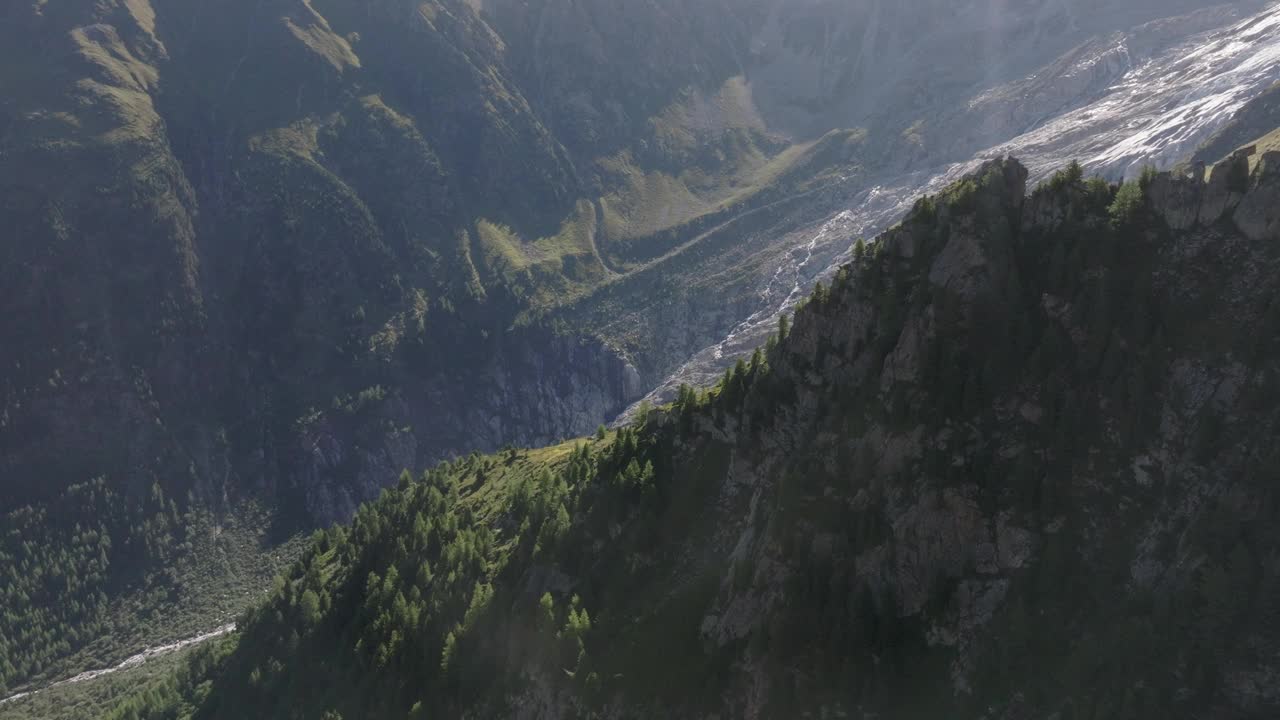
[1148,168,1204,231]
[1132,151,1278,242]
[879,307,934,392]
[1233,150,1280,241]
[928,230,991,303]
[1200,150,1251,224]
[298,329,642,523]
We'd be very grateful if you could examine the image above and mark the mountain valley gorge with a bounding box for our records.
[1,0,1280,717]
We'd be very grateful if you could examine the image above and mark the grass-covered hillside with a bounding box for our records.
[106,153,1280,718]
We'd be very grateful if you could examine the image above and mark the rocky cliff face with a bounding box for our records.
[624,153,1277,717]
[1149,148,1280,238]
[298,328,641,523]
[671,155,1280,717]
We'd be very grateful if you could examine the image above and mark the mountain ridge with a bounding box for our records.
[101,150,1280,718]
[4,0,1280,704]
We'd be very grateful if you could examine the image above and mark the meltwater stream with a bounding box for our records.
[0,623,236,709]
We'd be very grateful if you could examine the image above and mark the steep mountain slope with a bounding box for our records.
[0,0,864,532]
[4,0,1279,702]
[8,0,1270,528]
[0,0,608,519]
[107,153,1280,719]
[0,0,635,693]
[0,0,866,694]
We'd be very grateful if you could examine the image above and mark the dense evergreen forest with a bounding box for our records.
[0,489,303,701]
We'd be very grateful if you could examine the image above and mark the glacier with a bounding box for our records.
[626,0,1280,419]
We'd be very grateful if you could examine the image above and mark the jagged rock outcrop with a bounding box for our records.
[1147,147,1280,241]
[685,157,1280,717]
[683,157,1280,717]
[1147,165,1204,231]
[1200,149,1253,224]
[1233,150,1280,241]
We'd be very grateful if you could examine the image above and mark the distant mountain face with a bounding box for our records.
[1195,80,1280,165]
[107,150,1280,719]
[2,0,1278,698]
[2,0,1270,517]
[1,0,618,522]
[633,0,1280,415]
[0,0,780,521]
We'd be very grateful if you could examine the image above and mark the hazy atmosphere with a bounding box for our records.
[2,0,1279,717]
